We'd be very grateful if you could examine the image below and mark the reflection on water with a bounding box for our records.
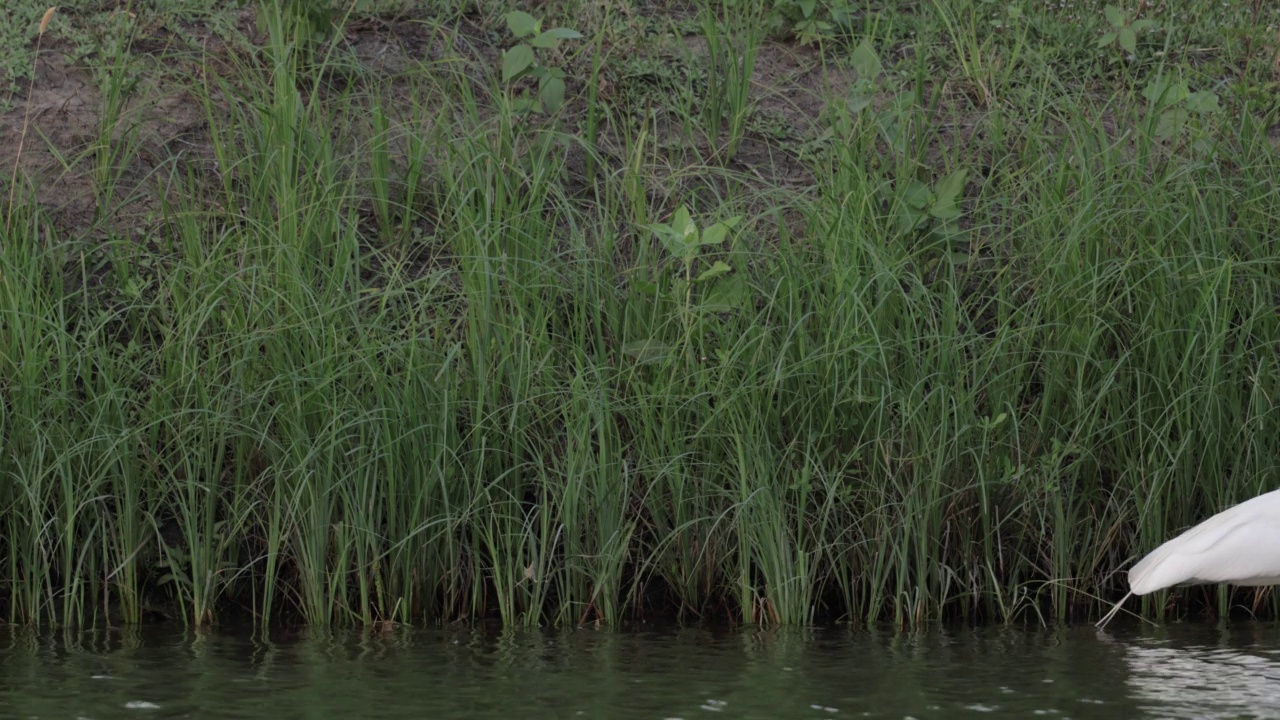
[1122,624,1280,719]
[2,622,1280,718]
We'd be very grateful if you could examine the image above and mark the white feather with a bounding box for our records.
[1128,488,1280,595]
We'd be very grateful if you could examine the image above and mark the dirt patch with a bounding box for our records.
[3,48,103,232]
[10,4,1197,251]
[1,8,249,239]
[2,2,877,244]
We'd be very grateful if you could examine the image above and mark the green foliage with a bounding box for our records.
[501,11,583,114]
[891,168,967,236]
[1098,4,1159,54]
[245,0,342,43]
[699,0,766,159]
[622,206,746,364]
[1142,73,1221,154]
[766,0,855,44]
[651,206,744,299]
[931,0,1030,106]
[846,39,882,113]
[2,0,1280,632]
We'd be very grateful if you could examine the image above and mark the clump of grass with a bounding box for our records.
[698,0,765,159]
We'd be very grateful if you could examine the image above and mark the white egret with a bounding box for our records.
[1097,488,1280,628]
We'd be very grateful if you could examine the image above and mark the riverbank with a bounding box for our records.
[2,0,1278,628]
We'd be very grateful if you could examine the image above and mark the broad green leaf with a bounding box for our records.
[530,31,560,48]
[530,28,581,48]
[505,11,539,37]
[1130,19,1158,32]
[512,94,536,113]
[934,168,968,206]
[1097,31,1117,48]
[673,206,696,240]
[651,221,685,257]
[797,19,833,44]
[540,76,566,112]
[1155,108,1189,140]
[502,44,534,82]
[935,221,966,242]
[876,92,914,154]
[545,27,584,39]
[929,201,961,220]
[1192,136,1217,158]
[622,338,674,364]
[1140,77,1163,103]
[700,275,749,312]
[798,0,816,17]
[1146,77,1167,102]
[696,260,732,283]
[700,222,728,247]
[1119,27,1136,53]
[1103,5,1123,27]
[847,90,874,113]
[1142,77,1189,106]
[901,180,932,210]
[896,206,925,234]
[851,40,882,79]
[1185,90,1220,114]
[876,179,896,205]
[656,231,684,258]
[631,279,660,297]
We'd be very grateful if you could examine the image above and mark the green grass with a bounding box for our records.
[1,0,1279,629]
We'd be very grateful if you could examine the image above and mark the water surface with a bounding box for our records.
[4,622,1279,718]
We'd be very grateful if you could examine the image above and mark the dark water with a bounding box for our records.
[4,622,1280,719]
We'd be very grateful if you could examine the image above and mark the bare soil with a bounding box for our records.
[2,7,863,242]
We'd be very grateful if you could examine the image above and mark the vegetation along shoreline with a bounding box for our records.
[1,0,1278,629]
